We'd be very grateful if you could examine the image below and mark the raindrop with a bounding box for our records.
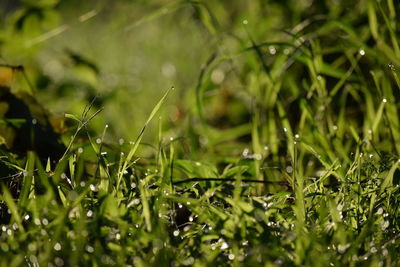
[32,119,37,125]
[96,138,102,144]
[359,49,365,56]
[228,254,235,260]
[119,138,124,145]
[173,230,180,237]
[269,46,276,55]
[382,98,387,103]
[242,19,248,25]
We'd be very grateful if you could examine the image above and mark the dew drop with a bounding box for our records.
[221,242,229,250]
[54,242,61,251]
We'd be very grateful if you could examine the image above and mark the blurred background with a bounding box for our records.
[1,0,396,166]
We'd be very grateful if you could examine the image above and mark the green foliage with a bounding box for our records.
[0,0,400,266]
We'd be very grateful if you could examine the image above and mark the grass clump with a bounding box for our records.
[1,0,400,266]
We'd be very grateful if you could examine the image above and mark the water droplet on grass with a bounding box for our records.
[286,166,293,173]
[382,221,389,230]
[54,242,61,251]
[211,69,225,84]
[86,245,94,253]
[242,19,248,25]
[359,49,365,56]
[221,242,229,250]
[377,207,384,215]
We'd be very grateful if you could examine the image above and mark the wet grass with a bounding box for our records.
[1,0,400,266]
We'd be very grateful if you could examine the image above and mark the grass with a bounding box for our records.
[0,0,400,266]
